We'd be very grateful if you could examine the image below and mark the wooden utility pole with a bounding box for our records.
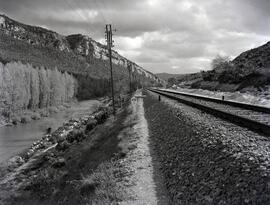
[105,24,116,115]
[127,62,132,93]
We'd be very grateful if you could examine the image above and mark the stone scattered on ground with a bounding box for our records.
[144,90,270,204]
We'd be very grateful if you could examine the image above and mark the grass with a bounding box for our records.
[79,159,132,204]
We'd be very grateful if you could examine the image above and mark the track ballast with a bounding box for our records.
[149,89,270,136]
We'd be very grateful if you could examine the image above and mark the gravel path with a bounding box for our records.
[144,90,270,205]
[118,90,169,205]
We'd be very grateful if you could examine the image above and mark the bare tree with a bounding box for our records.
[211,55,232,73]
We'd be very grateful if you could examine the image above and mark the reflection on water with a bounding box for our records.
[0,100,100,163]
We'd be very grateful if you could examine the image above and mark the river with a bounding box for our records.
[0,100,101,163]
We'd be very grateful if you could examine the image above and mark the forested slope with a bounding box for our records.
[0,14,163,89]
[0,16,164,102]
[0,14,165,125]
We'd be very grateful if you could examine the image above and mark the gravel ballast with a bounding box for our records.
[144,90,270,205]
[157,89,270,126]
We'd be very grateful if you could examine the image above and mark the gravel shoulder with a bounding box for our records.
[117,90,170,205]
[144,90,270,205]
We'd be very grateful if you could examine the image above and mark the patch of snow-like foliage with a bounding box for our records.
[13,26,21,32]
[85,41,89,56]
[58,43,67,51]
[0,16,5,26]
[175,87,270,108]
[76,45,83,53]
[0,62,77,119]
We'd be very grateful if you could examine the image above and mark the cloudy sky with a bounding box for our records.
[0,0,270,74]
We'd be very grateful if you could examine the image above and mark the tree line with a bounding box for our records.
[0,61,77,116]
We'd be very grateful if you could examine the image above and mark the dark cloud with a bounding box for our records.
[0,0,269,74]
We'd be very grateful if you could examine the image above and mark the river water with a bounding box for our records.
[0,100,101,163]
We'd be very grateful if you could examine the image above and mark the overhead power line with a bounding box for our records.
[92,0,107,23]
[63,0,87,22]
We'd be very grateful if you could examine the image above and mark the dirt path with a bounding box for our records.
[118,90,169,205]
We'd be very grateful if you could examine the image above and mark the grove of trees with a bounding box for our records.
[201,55,235,82]
[0,61,77,116]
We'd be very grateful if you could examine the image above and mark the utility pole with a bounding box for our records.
[105,24,116,115]
[127,62,132,93]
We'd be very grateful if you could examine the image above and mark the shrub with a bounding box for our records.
[39,109,49,117]
[31,112,41,120]
[85,118,98,132]
[10,114,20,125]
[66,129,85,143]
[57,105,65,111]
[21,115,32,123]
[94,111,108,124]
[48,107,59,113]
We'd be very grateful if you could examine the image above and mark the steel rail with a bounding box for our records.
[158,89,270,114]
[149,89,270,136]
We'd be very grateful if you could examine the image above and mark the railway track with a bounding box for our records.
[148,88,270,136]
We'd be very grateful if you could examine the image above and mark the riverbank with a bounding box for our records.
[0,90,169,204]
[0,101,114,204]
[0,97,110,127]
[0,99,105,163]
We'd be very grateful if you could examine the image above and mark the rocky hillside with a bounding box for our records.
[167,41,270,92]
[0,15,70,51]
[0,14,163,89]
[232,41,270,75]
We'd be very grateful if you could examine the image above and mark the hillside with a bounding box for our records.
[0,14,163,96]
[167,41,270,92]
[155,73,184,81]
[155,73,185,81]
[233,41,270,74]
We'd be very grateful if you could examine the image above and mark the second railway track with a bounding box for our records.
[149,88,270,136]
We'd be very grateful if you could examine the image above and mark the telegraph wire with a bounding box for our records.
[63,0,103,35]
[63,0,124,91]
[62,0,80,23]
[63,0,87,22]
[92,0,107,24]
[99,0,110,23]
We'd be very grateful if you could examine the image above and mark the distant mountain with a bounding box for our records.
[0,14,163,94]
[155,73,184,81]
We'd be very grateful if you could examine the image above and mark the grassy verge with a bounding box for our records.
[79,159,131,204]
